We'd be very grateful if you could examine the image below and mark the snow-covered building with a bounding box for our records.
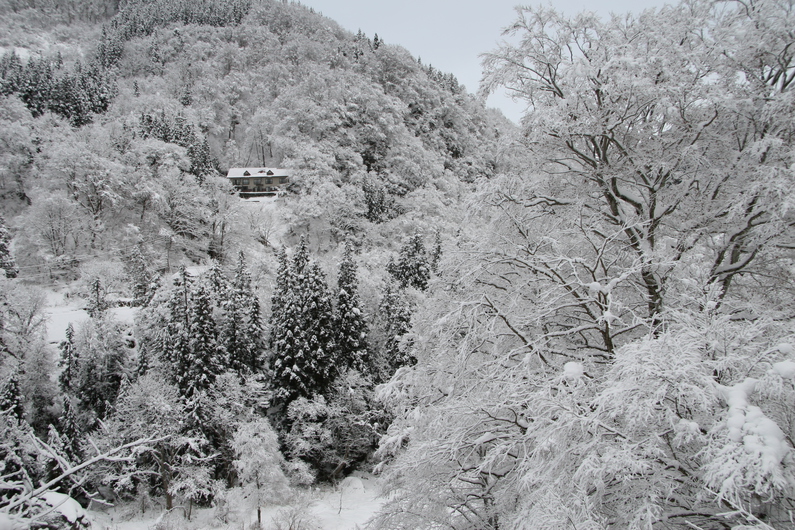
[226,167,290,196]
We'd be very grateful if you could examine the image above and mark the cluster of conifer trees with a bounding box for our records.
[0,51,115,126]
[0,0,252,128]
[137,111,217,183]
[0,229,438,513]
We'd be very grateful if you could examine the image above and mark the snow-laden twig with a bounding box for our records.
[2,434,170,515]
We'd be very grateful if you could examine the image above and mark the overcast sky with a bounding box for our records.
[301,0,671,123]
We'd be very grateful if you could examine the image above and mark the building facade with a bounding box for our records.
[226,168,290,196]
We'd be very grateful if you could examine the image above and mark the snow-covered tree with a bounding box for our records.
[0,368,24,421]
[334,243,369,373]
[57,396,82,463]
[20,344,59,436]
[268,247,291,340]
[168,464,217,521]
[284,370,384,482]
[0,410,46,518]
[232,418,290,525]
[204,259,230,304]
[221,252,263,375]
[428,230,442,274]
[0,215,18,279]
[163,266,192,386]
[73,314,131,422]
[57,323,78,394]
[180,283,222,398]
[387,233,430,291]
[373,281,413,381]
[85,277,109,318]
[374,0,795,527]
[88,373,208,511]
[270,239,337,406]
[0,280,48,360]
[362,177,400,223]
[123,243,160,307]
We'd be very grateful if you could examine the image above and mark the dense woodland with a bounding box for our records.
[1,0,795,528]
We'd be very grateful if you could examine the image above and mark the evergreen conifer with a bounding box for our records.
[387,233,430,290]
[0,215,18,279]
[270,239,337,405]
[429,229,442,273]
[125,244,160,307]
[0,368,25,421]
[378,282,413,378]
[75,317,130,421]
[181,284,222,397]
[222,252,263,374]
[86,277,110,318]
[205,259,230,304]
[335,244,369,373]
[58,396,82,462]
[57,323,78,393]
[164,267,191,377]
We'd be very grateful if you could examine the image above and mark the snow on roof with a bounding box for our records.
[226,168,291,178]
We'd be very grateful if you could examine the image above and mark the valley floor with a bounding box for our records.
[88,472,383,530]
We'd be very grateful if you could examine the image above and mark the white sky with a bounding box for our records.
[301,0,671,123]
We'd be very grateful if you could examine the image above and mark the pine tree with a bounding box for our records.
[164,266,191,377]
[362,177,394,223]
[0,368,25,421]
[125,244,160,307]
[269,239,337,405]
[188,137,214,184]
[335,243,369,373]
[136,341,151,377]
[429,229,442,273]
[57,323,78,393]
[0,214,18,279]
[180,284,222,397]
[222,252,263,375]
[378,282,413,379]
[179,84,193,106]
[74,316,130,422]
[205,259,230,304]
[58,396,82,462]
[86,277,110,318]
[301,261,337,386]
[268,247,292,352]
[292,236,310,277]
[387,233,431,290]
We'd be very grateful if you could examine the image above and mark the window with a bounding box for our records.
[243,170,250,176]
[267,170,274,175]
[265,178,272,184]
[241,179,249,185]
[280,177,288,183]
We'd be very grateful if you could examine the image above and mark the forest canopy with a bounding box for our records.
[2,0,795,528]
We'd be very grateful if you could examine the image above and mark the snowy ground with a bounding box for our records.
[87,473,384,529]
[43,289,138,344]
